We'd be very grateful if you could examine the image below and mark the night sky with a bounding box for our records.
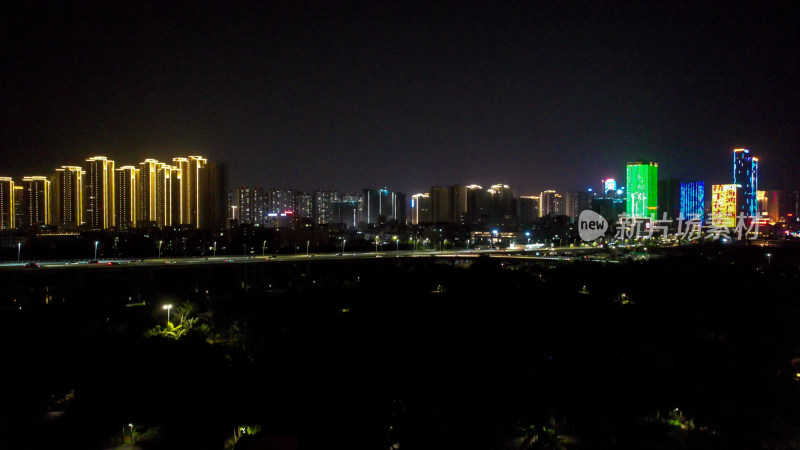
[2,2,798,195]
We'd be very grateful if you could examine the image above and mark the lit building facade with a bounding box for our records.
[53,166,84,229]
[138,159,159,224]
[269,189,295,215]
[332,193,360,229]
[154,163,176,227]
[565,190,594,219]
[294,191,314,219]
[313,190,338,225]
[237,186,266,225]
[85,156,115,229]
[22,176,51,226]
[540,190,562,217]
[733,148,758,217]
[712,184,737,227]
[13,186,24,228]
[680,181,704,221]
[0,177,14,230]
[410,193,431,224]
[361,188,405,225]
[115,166,138,229]
[626,161,658,218]
[174,156,207,227]
[602,178,617,195]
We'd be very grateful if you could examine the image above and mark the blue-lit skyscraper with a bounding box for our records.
[680,181,705,222]
[733,149,758,217]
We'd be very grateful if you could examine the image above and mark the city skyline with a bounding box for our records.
[0,146,791,228]
[1,3,798,195]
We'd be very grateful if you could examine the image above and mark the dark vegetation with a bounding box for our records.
[1,243,800,449]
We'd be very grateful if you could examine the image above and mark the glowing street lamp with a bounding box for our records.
[17,242,21,262]
[158,240,163,258]
[767,253,772,267]
[94,241,99,260]
[306,240,310,256]
[374,237,379,253]
[342,239,347,254]
[162,304,173,324]
[262,240,267,256]
[393,236,399,252]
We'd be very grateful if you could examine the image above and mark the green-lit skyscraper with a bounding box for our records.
[626,161,658,218]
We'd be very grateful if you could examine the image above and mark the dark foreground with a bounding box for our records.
[1,242,800,449]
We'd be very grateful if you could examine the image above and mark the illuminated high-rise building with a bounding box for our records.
[115,166,138,229]
[332,193,360,229]
[313,190,338,225]
[410,193,431,224]
[13,186,24,228]
[733,149,758,217]
[21,176,51,226]
[0,177,14,230]
[565,190,594,219]
[237,186,267,225]
[712,184,737,227]
[602,178,617,195]
[540,190,562,217]
[626,161,658,218]
[269,188,295,215]
[155,163,176,227]
[294,191,314,219]
[138,159,159,225]
[361,188,405,225]
[53,166,84,229]
[173,156,207,227]
[680,181,705,221]
[85,156,115,229]
[764,190,782,223]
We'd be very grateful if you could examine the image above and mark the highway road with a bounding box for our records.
[0,247,606,271]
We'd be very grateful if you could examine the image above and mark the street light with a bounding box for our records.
[374,237,379,253]
[262,240,267,256]
[162,304,173,324]
[767,253,772,267]
[213,241,217,257]
[342,239,347,254]
[17,242,21,263]
[94,241,99,260]
[393,236,399,252]
[158,240,163,258]
[306,240,310,256]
